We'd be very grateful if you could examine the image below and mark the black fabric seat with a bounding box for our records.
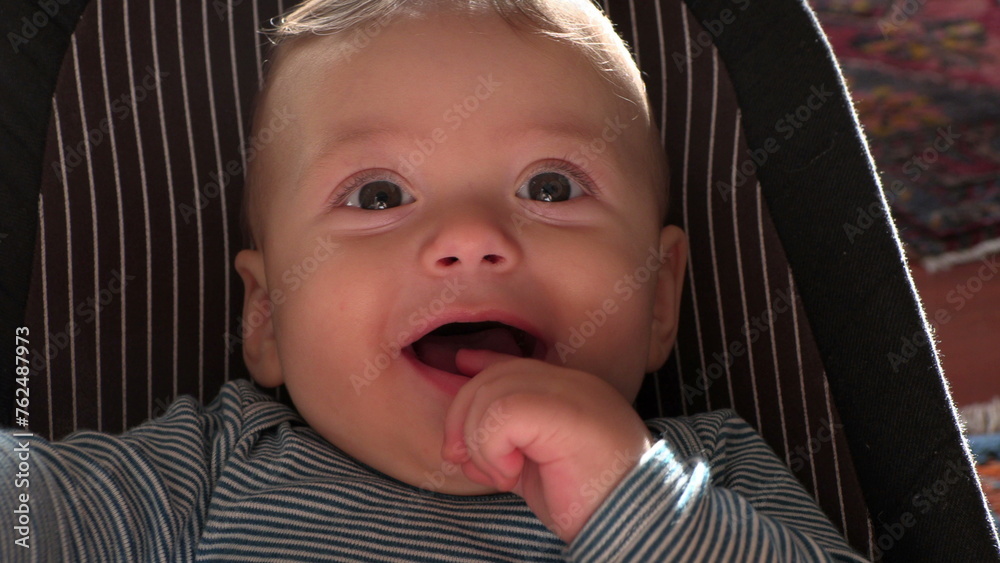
[1,0,997,560]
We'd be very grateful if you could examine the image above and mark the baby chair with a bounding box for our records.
[1,0,997,560]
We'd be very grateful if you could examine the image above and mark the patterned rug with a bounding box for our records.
[960,400,1000,525]
[811,0,1000,270]
[976,460,1000,526]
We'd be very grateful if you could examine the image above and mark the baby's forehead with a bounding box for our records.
[245,13,666,240]
[268,28,642,145]
[268,11,641,106]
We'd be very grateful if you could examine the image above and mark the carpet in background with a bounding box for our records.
[811,0,1000,270]
[961,400,1000,525]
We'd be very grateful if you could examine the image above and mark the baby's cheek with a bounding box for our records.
[591,292,654,393]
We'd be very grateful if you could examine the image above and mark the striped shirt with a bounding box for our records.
[1,379,865,561]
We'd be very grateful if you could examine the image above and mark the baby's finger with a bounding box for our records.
[454,348,519,377]
[461,392,534,493]
[441,361,489,464]
[460,459,502,489]
[442,350,519,463]
[467,434,524,493]
[441,406,470,465]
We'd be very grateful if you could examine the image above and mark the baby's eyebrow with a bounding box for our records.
[301,115,630,196]
[318,123,401,154]
[318,116,620,158]
[495,118,611,147]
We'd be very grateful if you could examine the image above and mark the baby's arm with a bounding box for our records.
[1,426,187,560]
[566,412,868,562]
[0,389,246,560]
[443,349,866,561]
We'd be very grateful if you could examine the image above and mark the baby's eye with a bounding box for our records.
[516,171,586,203]
[341,179,415,210]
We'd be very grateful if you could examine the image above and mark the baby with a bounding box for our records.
[1,0,867,560]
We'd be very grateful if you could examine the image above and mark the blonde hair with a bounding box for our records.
[243,0,663,248]
[266,0,646,105]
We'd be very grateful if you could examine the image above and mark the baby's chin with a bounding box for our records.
[428,478,503,497]
[402,460,507,497]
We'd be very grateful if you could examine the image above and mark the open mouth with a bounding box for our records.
[408,321,544,376]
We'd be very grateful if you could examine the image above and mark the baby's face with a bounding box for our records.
[237,12,685,495]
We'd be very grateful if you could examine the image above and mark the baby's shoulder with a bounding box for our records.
[643,409,759,461]
[111,379,302,454]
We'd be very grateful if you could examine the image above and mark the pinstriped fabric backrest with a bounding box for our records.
[23,0,872,556]
[27,0,280,439]
[615,2,871,554]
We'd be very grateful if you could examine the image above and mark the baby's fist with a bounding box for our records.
[441,349,654,544]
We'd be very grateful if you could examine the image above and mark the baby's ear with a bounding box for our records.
[234,249,284,387]
[646,225,687,373]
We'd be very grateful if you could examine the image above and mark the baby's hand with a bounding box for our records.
[441,349,654,544]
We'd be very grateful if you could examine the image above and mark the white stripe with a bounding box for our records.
[177,0,204,400]
[124,0,153,431]
[823,375,848,534]
[705,51,723,412]
[72,35,95,433]
[679,4,706,407]
[744,183,764,431]
[789,268,819,499]
[756,182,789,461]
[151,0,180,416]
[226,0,244,381]
[98,0,128,432]
[627,0,640,69]
[201,0,224,401]
[228,0,246,174]
[652,0,673,418]
[652,363,663,418]
[52,102,71,439]
[38,186,52,437]
[731,116,759,431]
[674,350,687,416]
[653,0,666,146]
[253,0,263,89]
[868,517,875,560]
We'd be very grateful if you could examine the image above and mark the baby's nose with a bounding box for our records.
[420,208,521,276]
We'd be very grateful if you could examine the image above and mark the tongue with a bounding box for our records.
[412,327,522,375]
